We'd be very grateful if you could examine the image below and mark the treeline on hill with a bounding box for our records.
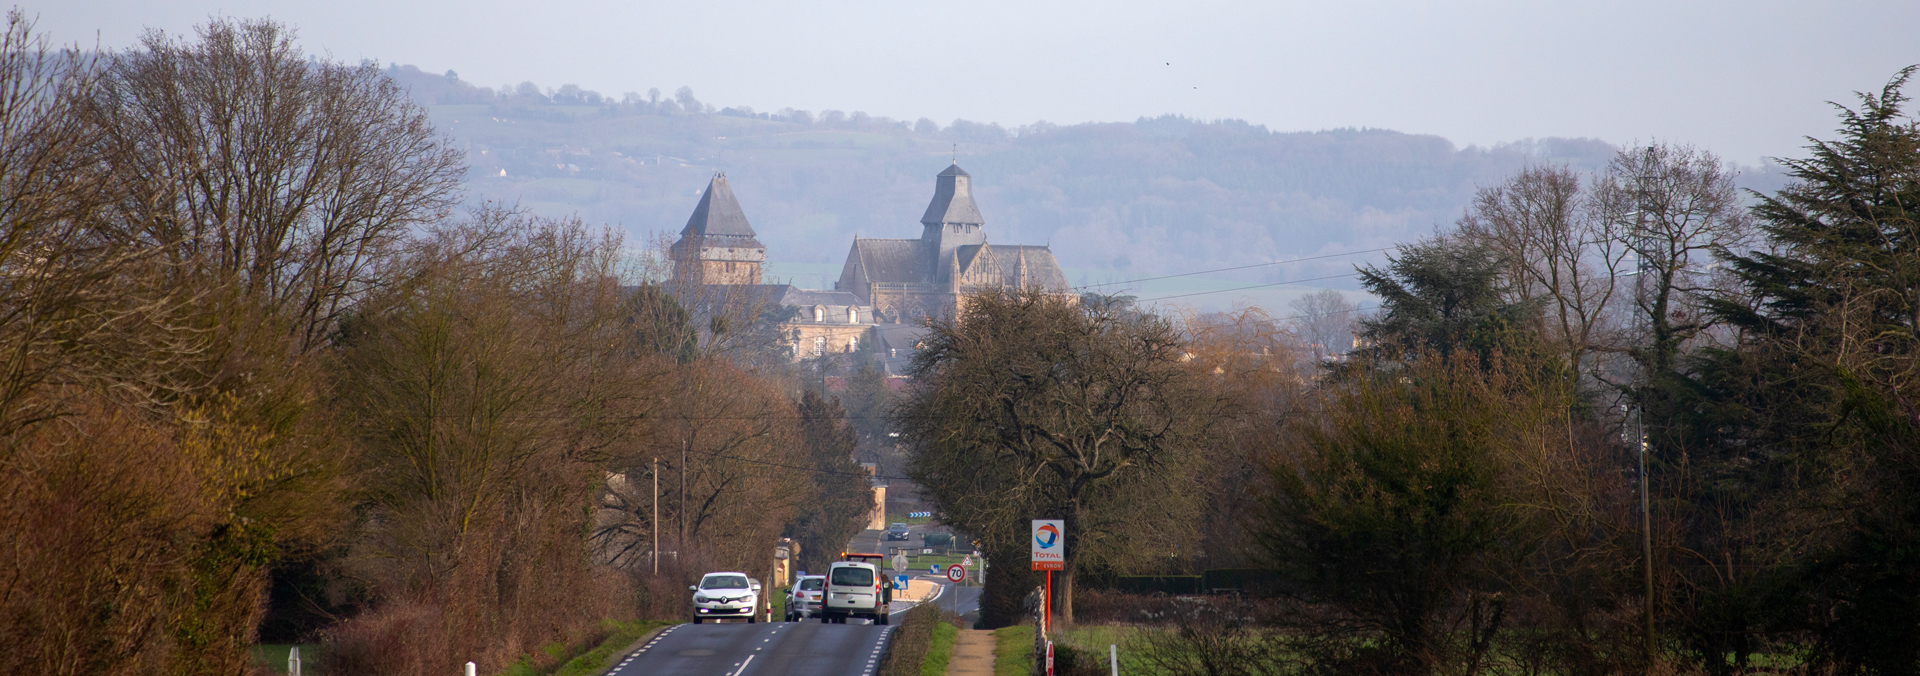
[0,15,874,676]
[379,64,1703,286]
[900,70,1920,675]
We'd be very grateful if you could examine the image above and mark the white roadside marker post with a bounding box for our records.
[288,646,300,676]
[1110,644,1119,676]
[465,661,476,676]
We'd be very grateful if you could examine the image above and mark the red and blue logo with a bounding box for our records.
[1035,524,1060,549]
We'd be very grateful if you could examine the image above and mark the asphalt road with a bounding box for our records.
[607,527,986,676]
[605,621,895,676]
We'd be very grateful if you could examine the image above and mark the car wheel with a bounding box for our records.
[749,614,757,624]
[693,617,702,624]
[878,613,889,625]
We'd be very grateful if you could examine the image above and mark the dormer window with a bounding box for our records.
[847,307,858,324]
[813,305,825,323]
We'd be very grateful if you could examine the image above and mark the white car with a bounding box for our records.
[785,575,825,621]
[821,560,890,625]
[690,572,760,623]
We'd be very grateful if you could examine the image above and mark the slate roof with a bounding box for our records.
[952,244,1071,291]
[680,173,762,244]
[919,163,985,226]
[674,284,870,323]
[873,323,932,375]
[776,288,867,311]
[848,238,932,285]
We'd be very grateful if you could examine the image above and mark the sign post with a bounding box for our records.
[946,565,966,613]
[1031,519,1065,633]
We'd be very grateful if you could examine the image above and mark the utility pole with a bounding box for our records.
[652,457,659,575]
[680,440,688,549]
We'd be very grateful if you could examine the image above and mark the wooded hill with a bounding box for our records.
[388,65,1780,298]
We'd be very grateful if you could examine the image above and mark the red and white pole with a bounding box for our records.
[1043,570,1052,634]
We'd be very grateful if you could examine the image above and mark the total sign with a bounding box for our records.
[1031,519,1065,571]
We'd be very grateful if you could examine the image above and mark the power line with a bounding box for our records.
[1076,247,1392,290]
[1136,272,1364,302]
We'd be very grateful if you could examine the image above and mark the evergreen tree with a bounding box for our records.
[1686,66,1920,673]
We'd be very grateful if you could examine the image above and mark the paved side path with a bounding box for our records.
[946,630,996,676]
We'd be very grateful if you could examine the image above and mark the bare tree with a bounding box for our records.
[900,290,1221,624]
[1288,289,1361,360]
[1591,143,1754,389]
[1454,164,1632,377]
[87,17,464,353]
[334,211,652,672]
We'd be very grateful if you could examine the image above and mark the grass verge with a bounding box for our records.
[993,624,1033,676]
[250,644,316,674]
[499,619,677,676]
[921,621,960,676]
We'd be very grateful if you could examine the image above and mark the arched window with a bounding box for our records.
[847,306,858,324]
[813,305,825,323]
[848,336,859,353]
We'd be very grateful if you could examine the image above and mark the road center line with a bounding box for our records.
[730,654,755,676]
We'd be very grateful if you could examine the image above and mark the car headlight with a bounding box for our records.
[694,594,709,602]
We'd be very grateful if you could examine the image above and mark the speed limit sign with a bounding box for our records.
[946,564,966,583]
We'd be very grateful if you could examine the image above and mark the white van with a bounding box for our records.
[821,559,891,624]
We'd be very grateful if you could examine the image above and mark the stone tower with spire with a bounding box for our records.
[670,172,765,285]
[919,164,986,282]
[835,163,1070,322]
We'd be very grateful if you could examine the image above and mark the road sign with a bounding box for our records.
[1031,519,1065,571]
[895,575,908,589]
[891,554,907,572]
[962,555,973,567]
[946,564,966,583]
[929,564,940,574]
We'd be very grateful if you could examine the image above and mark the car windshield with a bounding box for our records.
[701,575,750,590]
[831,567,874,587]
[890,524,907,530]
[799,578,824,591]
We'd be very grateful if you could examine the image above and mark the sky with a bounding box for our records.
[36,0,1920,165]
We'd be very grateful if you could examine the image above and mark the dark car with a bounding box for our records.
[885,523,911,541]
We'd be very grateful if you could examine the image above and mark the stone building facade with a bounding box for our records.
[834,164,1069,322]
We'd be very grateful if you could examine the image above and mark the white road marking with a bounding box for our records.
[730,655,755,676]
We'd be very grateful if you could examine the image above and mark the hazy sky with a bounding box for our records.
[38,0,1920,164]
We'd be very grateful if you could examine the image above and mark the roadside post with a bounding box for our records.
[288,646,300,676]
[1031,520,1065,633]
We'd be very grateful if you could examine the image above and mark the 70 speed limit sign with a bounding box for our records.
[945,564,966,583]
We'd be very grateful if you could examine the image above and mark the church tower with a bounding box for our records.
[919,164,985,280]
[671,172,765,285]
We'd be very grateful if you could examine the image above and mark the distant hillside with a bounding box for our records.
[389,65,1783,304]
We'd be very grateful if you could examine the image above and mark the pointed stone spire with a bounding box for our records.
[670,172,765,285]
[681,172,760,241]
